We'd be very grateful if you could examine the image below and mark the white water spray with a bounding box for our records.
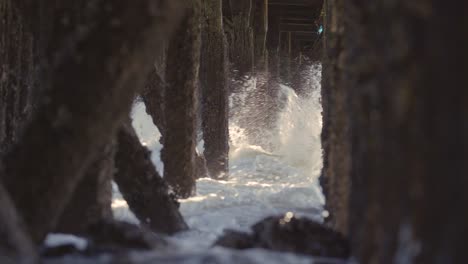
[110,63,326,263]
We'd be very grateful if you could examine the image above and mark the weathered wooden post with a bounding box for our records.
[2,0,185,243]
[267,12,281,91]
[200,0,230,179]
[227,0,254,80]
[280,31,292,84]
[322,0,468,263]
[114,122,188,234]
[261,11,282,134]
[320,0,350,237]
[0,0,36,156]
[163,1,201,198]
[0,178,37,263]
[290,34,303,93]
[252,0,268,72]
[55,143,115,234]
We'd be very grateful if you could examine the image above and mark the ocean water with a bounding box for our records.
[46,64,343,264]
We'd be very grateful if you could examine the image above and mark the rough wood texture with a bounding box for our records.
[142,70,209,179]
[163,1,201,198]
[2,0,184,243]
[114,122,188,234]
[55,142,115,235]
[279,32,292,84]
[141,69,166,142]
[200,0,230,179]
[347,1,468,263]
[262,12,282,132]
[0,0,36,156]
[0,177,37,264]
[226,0,254,79]
[267,13,281,91]
[252,0,268,72]
[323,0,468,263]
[320,0,350,236]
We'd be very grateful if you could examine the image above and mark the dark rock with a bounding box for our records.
[86,219,171,253]
[214,213,350,259]
[214,229,255,249]
[41,244,81,258]
[42,220,175,260]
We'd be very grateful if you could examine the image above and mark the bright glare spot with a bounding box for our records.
[322,210,330,218]
[182,196,208,203]
[245,181,272,187]
[112,198,129,209]
[284,212,294,222]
